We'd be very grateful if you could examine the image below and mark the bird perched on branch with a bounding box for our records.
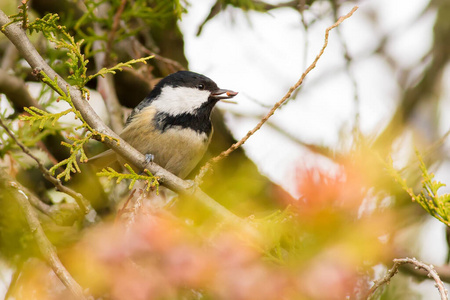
[90,70,238,179]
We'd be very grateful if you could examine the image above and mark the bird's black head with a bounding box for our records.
[127,71,238,134]
[156,71,219,93]
[140,71,237,115]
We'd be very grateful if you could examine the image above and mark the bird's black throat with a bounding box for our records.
[153,99,218,135]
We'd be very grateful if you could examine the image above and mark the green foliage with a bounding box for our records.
[73,0,186,59]
[97,163,160,192]
[23,71,121,181]
[87,55,154,81]
[127,0,186,24]
[20,107,72,129]
[49,135,89,181]
[0,111,64,161]
[0,0,29,30]
[4,9,152,181]
[387,151,450,226]
[28,14,89,91]
[0,181,37,263]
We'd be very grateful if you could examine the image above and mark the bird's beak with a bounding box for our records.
[211,89,238,100]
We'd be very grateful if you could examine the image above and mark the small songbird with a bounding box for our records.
[91,71,238,179]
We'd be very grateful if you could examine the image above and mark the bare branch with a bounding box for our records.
[365,257,448,300]
[4,261,23,300]
[400,260,450,284]
[0,170,87,300]
[196,6,359,181]
[1,42,19,70]
[129,38,185,71]
[89,0,125,133]
[197,0,301,36]
[104,0,127,68]
[0,68,41,111]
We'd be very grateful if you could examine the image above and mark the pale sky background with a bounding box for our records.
[180,0,449,296]
[180,0,438,193]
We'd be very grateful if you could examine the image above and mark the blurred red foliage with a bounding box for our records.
[10,160,397,300]
[66,214,300,300]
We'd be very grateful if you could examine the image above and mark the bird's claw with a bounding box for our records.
[185,179,199,194]
[145,153,155,163]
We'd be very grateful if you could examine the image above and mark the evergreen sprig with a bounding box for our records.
[37,71,90,131]
[1,0,29,31]
[48,134,89,181]
[6,9,151,182]
[22,71,119,181]
[126,0,185,25]
[27,13,153,93]
[20,107,72,129]
[387,151,450,226]
[97,164,160,193]
[27,14,89,93]
[88,56,154,81]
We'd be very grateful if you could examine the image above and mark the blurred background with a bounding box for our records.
[1,0,450,299]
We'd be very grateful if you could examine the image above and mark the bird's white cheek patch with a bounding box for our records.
[152,86,210,115]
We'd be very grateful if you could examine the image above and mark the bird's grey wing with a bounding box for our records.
[88,149,117,169]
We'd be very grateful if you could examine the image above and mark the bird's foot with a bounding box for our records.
[145,153,155,163]
[138,153,155,176]
[184,179,200,195]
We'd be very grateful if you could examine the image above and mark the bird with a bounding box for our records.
[90,70,238,179]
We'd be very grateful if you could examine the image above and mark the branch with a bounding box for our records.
[0,10,254,240]
[365,257,448,300]
[129,38,185,71]
[196,6,359,181]
[15,180,54,218]
[400,259,450,284]
[4,260,23,300]
[1,42,19,70]
[90,0,125,133]
[331,3,361,142]
[373,3,450,151]
[0,170,87,300]
[196,0,300,36]
[0,68,41,111]
[103,0,127,68]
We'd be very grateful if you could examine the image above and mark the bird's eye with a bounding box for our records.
[197,84,204,90]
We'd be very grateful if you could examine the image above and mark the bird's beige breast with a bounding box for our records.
[120,106,211,178]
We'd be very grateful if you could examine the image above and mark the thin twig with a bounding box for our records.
[1,43,19,70]
[21,184,53,217]
[197,0,299,36]
[103,0,127,68]
[115,188,136,223]
[331,4,361,144]
[1,171,87,300]
[365,257,448,300]
[125,23,185,71]
[0,117,93,215]
[423,126,450,159]
[91,0,125,133]
[0,68,41,111]
[132,42,185,71]
[196,6,359,181]
[4,261,22,300]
